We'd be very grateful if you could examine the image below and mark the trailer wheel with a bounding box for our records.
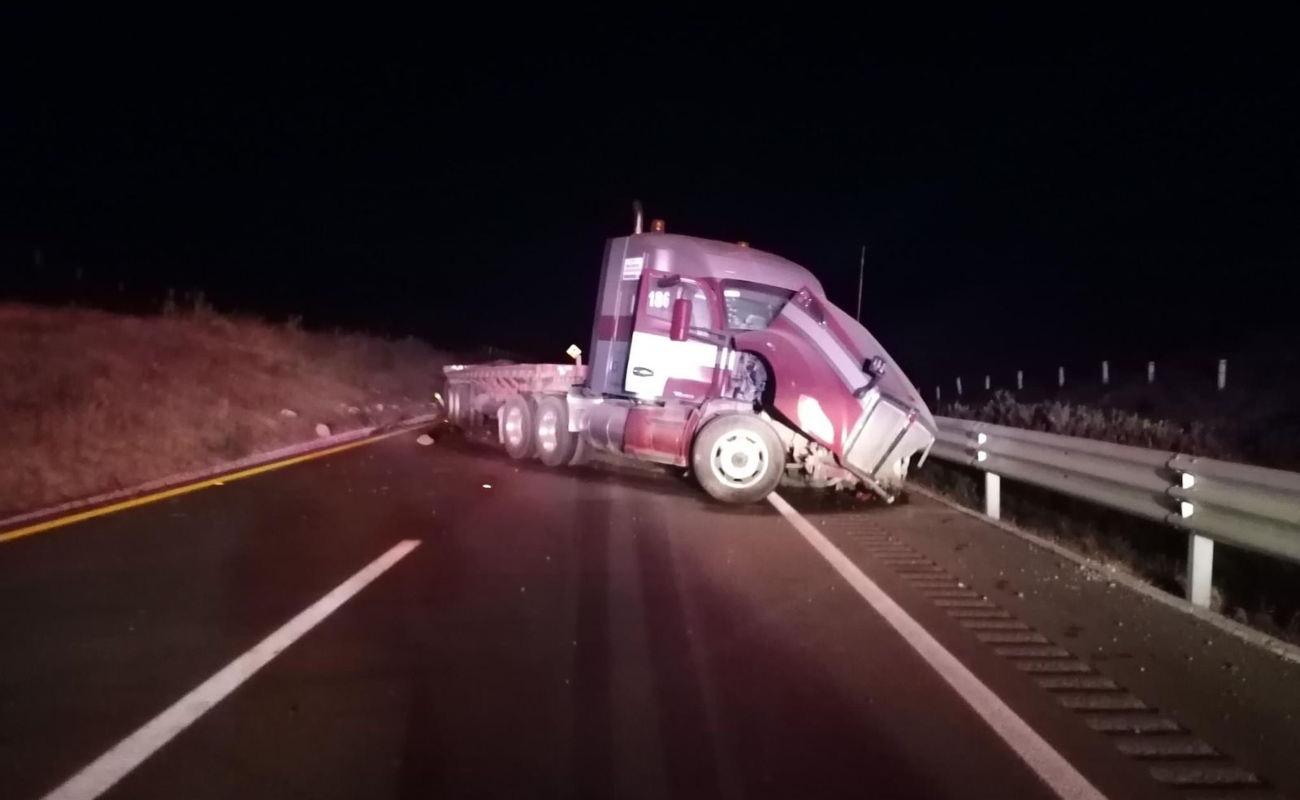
[500,395,537,459]
[691,413,784,504]
[445,385,461,424]
[448,384,472,426]
[535,395,579,467]
[567,436,589,467]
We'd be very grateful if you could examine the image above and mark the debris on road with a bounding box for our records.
[315,423,331,437]
[482,484,492,489]
[416,434,434,446]
[280,408,298,418]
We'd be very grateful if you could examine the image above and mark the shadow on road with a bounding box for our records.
[426,427,906,521]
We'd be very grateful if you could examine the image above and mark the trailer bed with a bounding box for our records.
[443,363,587,425]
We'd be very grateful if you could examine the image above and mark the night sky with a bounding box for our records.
[4,24,1298,389]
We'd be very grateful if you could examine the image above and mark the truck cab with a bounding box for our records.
[445,214,935,505]
[575,223,936,503]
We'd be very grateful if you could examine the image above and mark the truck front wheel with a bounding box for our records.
[500,395,537,459]
[691,414,784,504]
[535,395,579,467]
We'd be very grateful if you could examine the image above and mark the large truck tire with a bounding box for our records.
[448,384,472,426]
[568,435,589,467]
[691,413,785,504]
[500,394,537,459]
[445,384,461,424]
[535,395,579,467]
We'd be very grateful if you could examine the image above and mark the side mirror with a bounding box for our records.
[669,298,692,342]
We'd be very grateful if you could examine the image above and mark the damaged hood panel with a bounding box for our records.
[741,288,936,498]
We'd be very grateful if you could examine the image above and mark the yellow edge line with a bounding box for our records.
[0,428,411,545]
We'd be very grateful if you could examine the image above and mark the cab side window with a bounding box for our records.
[646,278,714,329]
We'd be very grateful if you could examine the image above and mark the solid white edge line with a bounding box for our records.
[41,539,421,800]
[767,494,1108,800]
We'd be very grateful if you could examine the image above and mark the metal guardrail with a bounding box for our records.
[930,416,1300,608]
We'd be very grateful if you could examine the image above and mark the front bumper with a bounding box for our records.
[842,391,936,500]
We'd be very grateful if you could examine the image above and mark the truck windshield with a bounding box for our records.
[722,282,794,331]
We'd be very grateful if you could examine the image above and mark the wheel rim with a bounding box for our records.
[710,429,769,489]
[504,406,526,448]
[537,408,559,454]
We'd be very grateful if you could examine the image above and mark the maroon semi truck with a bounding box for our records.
[443,210,937,504]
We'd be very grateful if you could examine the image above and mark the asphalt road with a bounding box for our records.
[1,430,1296,800]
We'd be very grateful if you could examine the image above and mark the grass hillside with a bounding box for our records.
[0,302,447,518]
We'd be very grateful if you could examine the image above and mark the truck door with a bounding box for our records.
[624,272,724,401]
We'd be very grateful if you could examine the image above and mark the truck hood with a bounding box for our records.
[820,300,936,432]
[777,290,935,432]
[730,290,935,498]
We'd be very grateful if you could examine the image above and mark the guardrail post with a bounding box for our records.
[1058,366,1065,387]
[1102,360,1109,385]
[1016,370,1023,390]
[1217,359,1227,391]
[1147,361,1155,384]
[1186,534,1214,608]
[984,375,990,391]
[956,377,963,396]
[985,472,1001,520]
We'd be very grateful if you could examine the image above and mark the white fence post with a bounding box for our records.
[1217,359,1227,391]
[985,472,1001,520]
[1016,370,1023,391]
[1187,534,1214,608]
[1102,360,1109,385]
[1148,361,1155,384]
[984,375,990,391]
[956,377,963,396]
[1058,366,1065,388]
[935,385,941,403]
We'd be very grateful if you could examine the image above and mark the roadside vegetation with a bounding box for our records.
[938,353,1300,471]
[0,299,447,519]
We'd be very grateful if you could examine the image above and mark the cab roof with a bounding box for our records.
[628,233,827,297]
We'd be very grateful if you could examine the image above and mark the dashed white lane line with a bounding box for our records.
[41,539,421,800]
[768,494,1108,800]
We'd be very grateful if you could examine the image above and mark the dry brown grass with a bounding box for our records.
[948,391,1246,463]
[0,302,448,518]
[943,389,1300,471]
